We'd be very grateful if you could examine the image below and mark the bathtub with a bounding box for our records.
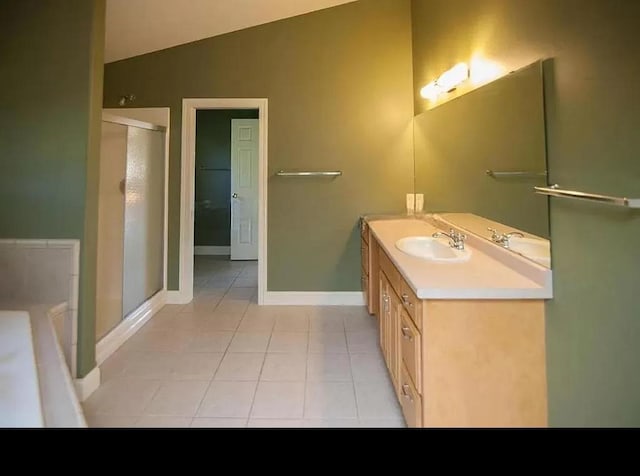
[0,304,85,428]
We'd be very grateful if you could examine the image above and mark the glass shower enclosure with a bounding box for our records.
[96,113,166,341]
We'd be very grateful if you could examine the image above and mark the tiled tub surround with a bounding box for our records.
[85,257,405,428]
[0,240,84,427]
[0,304,86,427]
[0,310,43,427]
[32,304,86,427]
[0,239,79,376]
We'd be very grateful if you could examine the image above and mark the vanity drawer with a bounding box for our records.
[399,279,422,331]
[361,239,369,276]
[379,249,402,295]
[399,363,423,428]
[400,308,422,393]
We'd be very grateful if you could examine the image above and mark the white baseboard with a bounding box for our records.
[74,366,101,402]
[95,291,167,365]
[167,290,193,305]
[195,246,230,256]
[262,292,365,306]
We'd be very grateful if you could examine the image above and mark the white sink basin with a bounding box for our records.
[508,237,551,267]
[395,236,471,262]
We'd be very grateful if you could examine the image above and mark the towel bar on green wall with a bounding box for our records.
[486,170,547,178]
[276,170,342,177]
[534,185,640,208]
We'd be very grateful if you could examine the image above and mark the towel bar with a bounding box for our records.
[534,185,640,208]
[276,170,342,177]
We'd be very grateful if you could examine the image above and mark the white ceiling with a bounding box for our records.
[105,0,359,63]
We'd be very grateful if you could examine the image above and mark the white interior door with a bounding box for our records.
[230,119,259,260]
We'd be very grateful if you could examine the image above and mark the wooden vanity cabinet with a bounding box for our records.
[364,231,548,428]
[361,219,378,316]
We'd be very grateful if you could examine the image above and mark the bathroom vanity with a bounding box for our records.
[361,215,551,428]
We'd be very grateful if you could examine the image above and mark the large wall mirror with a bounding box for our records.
[413,60,551,267]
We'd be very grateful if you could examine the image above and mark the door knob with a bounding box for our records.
[232,193,238,198]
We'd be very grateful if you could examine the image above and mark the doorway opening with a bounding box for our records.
[193,110,259,297]
[179,99,268,305]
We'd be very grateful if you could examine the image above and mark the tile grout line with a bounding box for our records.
[190,377,215,423]
[131,379,165,425]
[245,328,272,424]
[188,260,252,426]
[301,322,310,420]
[349,352,362,424]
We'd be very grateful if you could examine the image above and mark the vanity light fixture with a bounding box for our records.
[420,62,469,101]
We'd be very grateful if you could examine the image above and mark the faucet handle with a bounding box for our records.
[450,228,466,239]
[487,227,501,241]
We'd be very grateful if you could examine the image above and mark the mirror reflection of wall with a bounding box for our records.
[414,61,549,234]
[413,60,551,266]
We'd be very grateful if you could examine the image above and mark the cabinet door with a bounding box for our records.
[388,287,401,391]
[361,239,369,276]
[361,235,370,314]
[378,272,390,354]
[361,234,380,317]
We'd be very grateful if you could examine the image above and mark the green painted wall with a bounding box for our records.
[0,0,105,377]
[411,0,640,426]
[195,109,259,247]
[104,0,415,291]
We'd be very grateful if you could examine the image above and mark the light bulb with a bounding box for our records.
[420,81,441,101]
[437,63,469,92]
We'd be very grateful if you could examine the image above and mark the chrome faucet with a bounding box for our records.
[488,228,525,248]
[432,228,467,250]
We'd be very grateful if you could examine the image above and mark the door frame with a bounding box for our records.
[179,98,268,305]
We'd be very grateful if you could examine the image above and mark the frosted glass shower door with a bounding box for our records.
[96,121,127,340]
[122,126,165,317]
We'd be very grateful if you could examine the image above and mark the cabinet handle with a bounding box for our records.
[401,294,413,307]
[382,294,389,312]
[401,326,413,340]
[401,384,414,403]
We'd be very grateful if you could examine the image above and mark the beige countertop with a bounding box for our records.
[366,216,553,300]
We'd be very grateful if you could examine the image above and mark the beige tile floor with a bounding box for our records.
[84,256,405,428]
